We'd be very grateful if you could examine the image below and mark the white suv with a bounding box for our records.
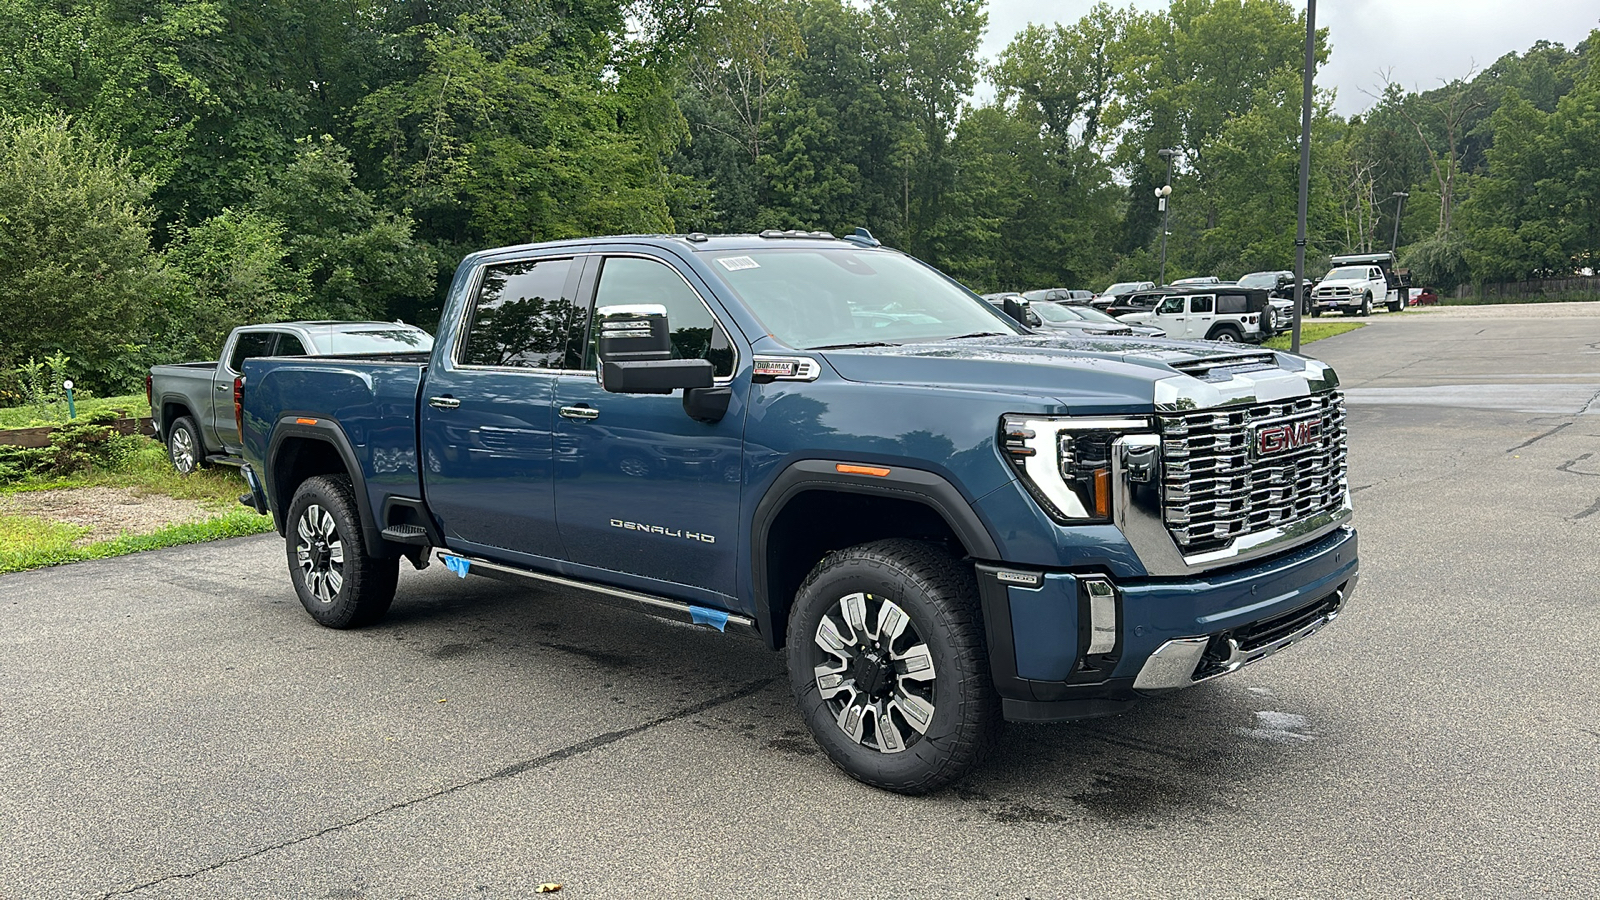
[1117,288,1275,343]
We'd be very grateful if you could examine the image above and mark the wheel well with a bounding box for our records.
[270,437,348,529]
[1207,323,1242,339]
[762,490,968,649]
[161,402,195,432]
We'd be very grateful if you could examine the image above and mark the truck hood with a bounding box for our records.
[818,334,1312,411]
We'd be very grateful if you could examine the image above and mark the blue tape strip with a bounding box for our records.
[443,555,471,579]
[689,606,729,632]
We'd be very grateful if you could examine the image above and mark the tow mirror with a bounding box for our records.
[595,304,715,396]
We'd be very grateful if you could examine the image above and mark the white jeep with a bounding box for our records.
[1117,287,1275,343]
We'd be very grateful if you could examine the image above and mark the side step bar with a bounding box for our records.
[434,551,760,638]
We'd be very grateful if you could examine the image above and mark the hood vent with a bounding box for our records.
[1168,352,1279,382]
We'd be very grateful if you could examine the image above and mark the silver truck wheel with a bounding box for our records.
[787,539,1000,794]
[166,416,204,475]
[285,475,398,629]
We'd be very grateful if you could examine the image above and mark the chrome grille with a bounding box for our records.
[1158,391,1347,554]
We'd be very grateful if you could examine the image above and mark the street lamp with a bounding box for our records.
[1390,191,1409,251]
[1156,148,1178,284]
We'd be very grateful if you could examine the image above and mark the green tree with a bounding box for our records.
[0,114,162,391]
[161,210,309,360]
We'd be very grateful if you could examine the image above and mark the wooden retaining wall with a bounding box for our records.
[0,417,155,449]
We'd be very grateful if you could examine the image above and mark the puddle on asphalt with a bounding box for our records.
[1343,383,1600,415]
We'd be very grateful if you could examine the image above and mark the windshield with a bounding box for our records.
[1101,282,1139,296]
[1236,273,1278,289]
[1031,303,1081,324]
[708,248,1020,348]
[1324,266,1369,281]
[319,328,434,354]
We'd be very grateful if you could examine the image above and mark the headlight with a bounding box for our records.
[1000,415,1152,523]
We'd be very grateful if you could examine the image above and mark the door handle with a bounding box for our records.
[215,384,228,392]
[428,396,461,409]
[559,405,600,421]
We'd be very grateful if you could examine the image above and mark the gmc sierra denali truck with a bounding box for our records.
[237,231,1359,794]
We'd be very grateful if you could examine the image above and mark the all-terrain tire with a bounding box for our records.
[1360,293,1373,316]
[786,539,1001,794]
[166,416,207,475]
[285,475,399,629]
[1208,324,1242,343]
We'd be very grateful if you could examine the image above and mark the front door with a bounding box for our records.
[421,255,584,560]
[552,254,746,600]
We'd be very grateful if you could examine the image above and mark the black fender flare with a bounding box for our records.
[748,459,1002,649]
[266,417,392,558]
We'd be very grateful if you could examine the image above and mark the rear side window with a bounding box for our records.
[276,334,308,356]
[582,257,735,377]
[228,332,277,371]
[460,258,578,368]
[1189,296,1215,314]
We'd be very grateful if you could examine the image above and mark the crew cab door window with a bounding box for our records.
[459,258,579,369]
[1188,296,1214,315]
[228,332,276,373]
[275,334,308,356]
[580,257,735,377]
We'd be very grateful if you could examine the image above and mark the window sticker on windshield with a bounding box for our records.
[716,256,760,271]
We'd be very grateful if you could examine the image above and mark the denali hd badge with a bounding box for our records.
[1251,419,1319,458]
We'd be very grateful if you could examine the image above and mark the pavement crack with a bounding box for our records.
[1557,452,1597,476]
[1507,421,1571,452]
[1572,497,1600,520]
[99,676,778,898]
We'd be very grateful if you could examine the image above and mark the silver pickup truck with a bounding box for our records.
[147,321,433,473]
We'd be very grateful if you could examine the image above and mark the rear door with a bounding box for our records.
[421,254,585,560]
[213,330,281,452]
[551,252,747,600]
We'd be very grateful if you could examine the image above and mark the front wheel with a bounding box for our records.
[1360,293,1372,316]
[787,539,1001,794]
[286,475,398,629]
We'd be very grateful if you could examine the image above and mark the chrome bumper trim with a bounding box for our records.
[1132,572,1357,691]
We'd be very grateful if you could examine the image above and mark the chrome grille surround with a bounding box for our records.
[1158,391,1348,555]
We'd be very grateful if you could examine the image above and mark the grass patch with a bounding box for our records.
[0,393,147,430]
[1263,321,1365,350]
[0,508,273,574]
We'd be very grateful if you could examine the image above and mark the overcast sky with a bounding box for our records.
[978,0,1600,116]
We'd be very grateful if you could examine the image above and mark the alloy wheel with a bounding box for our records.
[811,592,937,753]
[170,428,196,473]
[294,504,345,604]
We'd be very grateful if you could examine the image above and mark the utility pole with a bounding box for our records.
[1291,0,1316,355]
[1156,148,1177,285]
[1391,191,1409,251]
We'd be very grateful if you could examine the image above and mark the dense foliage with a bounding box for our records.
[0,0,1594,394]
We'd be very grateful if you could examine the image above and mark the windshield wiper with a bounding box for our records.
[943,332,1009,341]
[809,341,900,350]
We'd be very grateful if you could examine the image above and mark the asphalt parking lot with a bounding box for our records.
[2,304,1597,898]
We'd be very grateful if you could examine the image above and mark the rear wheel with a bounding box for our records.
[286,475,398,629]
[787,539,1000,794]
[166,416,206,475]
[1208,324,1242,343]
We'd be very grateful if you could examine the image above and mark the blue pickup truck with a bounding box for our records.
[238,231,1359,794]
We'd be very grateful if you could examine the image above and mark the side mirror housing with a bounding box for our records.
[600,358,714,394]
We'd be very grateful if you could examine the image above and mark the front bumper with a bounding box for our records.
[979,525,1358,723]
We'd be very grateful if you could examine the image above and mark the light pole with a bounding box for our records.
[1290,0,1316,354]
[1156,148,1177,284]
[1390,190,1409,251]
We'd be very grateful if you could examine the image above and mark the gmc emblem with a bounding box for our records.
[1252,420,1319,458]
